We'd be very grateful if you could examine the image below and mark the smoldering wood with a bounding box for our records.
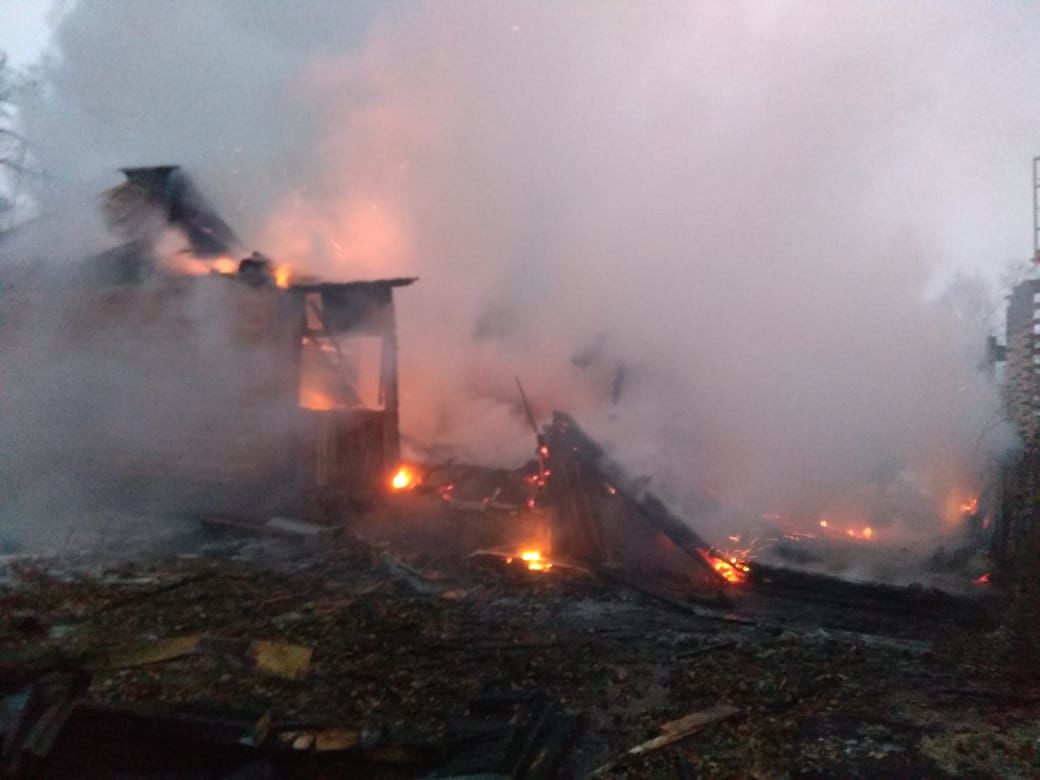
[542,411,728,586]
[747,562,991,625]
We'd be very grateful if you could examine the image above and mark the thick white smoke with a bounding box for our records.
[9,1,1036,541]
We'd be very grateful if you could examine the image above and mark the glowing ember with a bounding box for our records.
[819,519,829,528]
[841,526,875,541]
[164,254,241,277]
[298,387,341,411]
[698,548,749,584]
[960,497,979,514]
[274,265,293,288]
[519,549,552,572]
[974,572,991,585]
[390,466,417,491]
[212,258,239,275]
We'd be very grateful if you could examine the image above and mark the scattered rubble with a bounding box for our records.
[0,496,1029,778]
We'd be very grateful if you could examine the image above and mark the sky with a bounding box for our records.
[0,0,59,68]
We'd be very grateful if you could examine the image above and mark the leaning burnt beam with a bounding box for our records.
[542,411,728,585]
[115,166,242,257]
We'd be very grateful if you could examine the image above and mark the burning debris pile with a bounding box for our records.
[0,306,1022,779]
[1,374,1013,778]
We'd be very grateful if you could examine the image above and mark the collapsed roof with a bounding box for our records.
[104,165,241,257]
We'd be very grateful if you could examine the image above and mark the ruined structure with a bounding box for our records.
[2,167,414,518]
[1003,278,1040,443]
[992,278,1040,574]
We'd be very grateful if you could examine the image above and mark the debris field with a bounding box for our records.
[0,495,1034,779]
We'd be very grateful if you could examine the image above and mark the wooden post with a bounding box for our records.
[380,295,401,471]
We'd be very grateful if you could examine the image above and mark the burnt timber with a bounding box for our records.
[542,411,729,589]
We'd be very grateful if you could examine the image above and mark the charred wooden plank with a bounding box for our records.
[747,562,991,625]
[543,412,727,584]
[590,704,740,775]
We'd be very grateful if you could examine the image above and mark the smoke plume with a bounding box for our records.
[9,1,1038,542]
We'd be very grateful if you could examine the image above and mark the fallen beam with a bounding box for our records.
[542,412,728,586]
[590,703,740,775]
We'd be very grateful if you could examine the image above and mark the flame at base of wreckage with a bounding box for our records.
[697,548,751,585]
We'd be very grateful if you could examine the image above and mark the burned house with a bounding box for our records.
[2,167,414,518]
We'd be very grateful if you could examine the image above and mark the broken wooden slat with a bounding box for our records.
[201,514,344,545]
[247,640,313,681]
[97,635,313,680]
[379,552,440,596]
[653,704,742,743]
[590,704,740,776]
[808,627,932,656]
[97,635,202,670]
[314,728,361,752]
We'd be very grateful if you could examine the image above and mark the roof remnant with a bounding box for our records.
[105,166,241,257]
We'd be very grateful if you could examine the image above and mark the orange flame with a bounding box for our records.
[516,549,552,572]
[212,258,239,275]
[390,466,418,491]
[274,265,293,288]
[298,387,341,411]
[837,526,875,541]
[699,549,749,584]
[164,254,240,277]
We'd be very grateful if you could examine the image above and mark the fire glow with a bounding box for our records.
[699,548,750,585]
[814,518,875,542]
[506,549,553,572]
[845,526,874,541]
[274,265,293,288]
[390,466,418,491]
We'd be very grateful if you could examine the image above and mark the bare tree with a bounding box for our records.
[0,52,34,234]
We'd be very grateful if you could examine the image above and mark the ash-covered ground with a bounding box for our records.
[0,495,1034,779]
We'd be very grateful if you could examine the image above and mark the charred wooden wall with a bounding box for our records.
[994,447,1040,579]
